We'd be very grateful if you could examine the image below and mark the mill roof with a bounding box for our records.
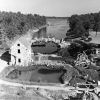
[10,30,33,49]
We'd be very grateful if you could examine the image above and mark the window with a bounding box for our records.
[17,44,20,46]
[18,59,21,63]
[18,49,20,53]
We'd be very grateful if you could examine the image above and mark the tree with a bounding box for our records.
[93,13,100,36]
[67,14,87,38]
[0,11,46,40]
[66,12,100,39]
[68,42,82,59]
[57,47,70,57]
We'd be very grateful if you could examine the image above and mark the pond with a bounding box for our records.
[30,69,64,83]
[6,68,65,84]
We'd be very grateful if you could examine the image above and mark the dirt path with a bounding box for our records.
[0,78,75,91]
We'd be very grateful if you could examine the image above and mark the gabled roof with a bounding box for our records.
[10,30,33,49]
[18,34,31,49]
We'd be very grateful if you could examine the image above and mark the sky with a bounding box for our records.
[0,0,100,17]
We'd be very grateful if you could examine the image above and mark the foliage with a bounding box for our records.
[59,40,95,59]
[0,11,46,40]
[67,12,100,38]
[57,47,70,57]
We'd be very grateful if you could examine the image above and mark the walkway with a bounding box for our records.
[0,77,75,91]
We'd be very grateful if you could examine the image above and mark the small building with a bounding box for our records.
[10,35,32,66]
[0,51,11,65]
[96,48,100,55]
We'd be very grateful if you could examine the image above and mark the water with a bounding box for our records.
[7,67,64,83]
[46,18,69,40]
[33,18,69,40]
[30,69,64,83]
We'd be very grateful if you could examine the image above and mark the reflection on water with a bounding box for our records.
[30,69,64,83]
[38,68,63,74]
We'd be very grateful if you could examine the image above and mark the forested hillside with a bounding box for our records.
[0,11,46,41]
[66,12,100,39]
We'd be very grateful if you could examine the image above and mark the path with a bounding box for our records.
[0,78,75,91]
[0,60,8,73]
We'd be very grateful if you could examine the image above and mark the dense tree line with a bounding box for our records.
[46,16,68,19]
[0,11,46,40]
[66,12,100,39]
